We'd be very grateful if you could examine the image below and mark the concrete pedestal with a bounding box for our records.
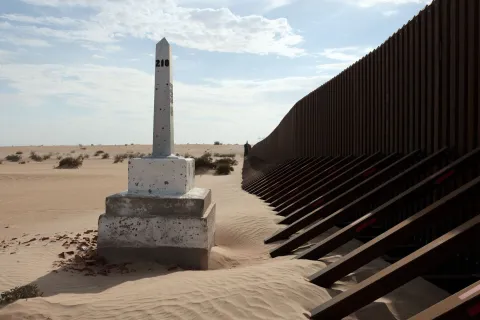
[97,157,216,270]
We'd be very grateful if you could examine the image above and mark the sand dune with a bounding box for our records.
[0,144,448,319]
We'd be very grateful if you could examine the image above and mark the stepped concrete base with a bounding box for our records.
[105,187,212,218]
[97,187,216,270]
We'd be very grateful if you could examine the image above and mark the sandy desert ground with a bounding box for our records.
[0,144,449,320]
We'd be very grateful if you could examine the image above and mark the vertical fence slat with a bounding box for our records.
[420,7,427,153]
[457,0,466,156]
[426,5,434,154]
[414,15,421,151]
[441,0,450,149]
[450,0,458,151]
[398,29,405,154]
[433,1,441,152]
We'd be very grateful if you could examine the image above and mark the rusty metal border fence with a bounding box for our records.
[246,0,479,166]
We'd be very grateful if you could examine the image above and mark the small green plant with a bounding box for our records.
[215,162,234,175]
[0,284,43,306]
[29,151,43,162]
[94,150,105,156]
[15,151,23,155]
[102,153,110,159]
[5,154,21,162]
[55,156,83,169]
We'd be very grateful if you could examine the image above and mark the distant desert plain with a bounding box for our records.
[0,144,449,320]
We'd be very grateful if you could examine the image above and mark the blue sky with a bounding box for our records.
[0,0,431,146]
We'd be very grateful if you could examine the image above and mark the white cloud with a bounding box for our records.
[382,9,399,16]
[0,34,51,47]
[92,54,105,59]
[341,0,432,8]
[4,0,304,57]
[316,46,373,74]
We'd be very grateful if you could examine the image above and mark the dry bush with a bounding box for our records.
[0,284,43,306]
[214,153,236,158]
[55,156,83,169]
[57,155,63,160]
[83,154,90,159]
[0,160,3,164]
[214,141,222,145]
[5,154,21,162]
[70,150,76,153]
[29,151,43,162]
[19,161,26,164]
[102,153,110,159]
[94,150,104,156]
[113,154,126,163]
[194,152,216,174]
[215,162,234,175]
[42,153,52,160]
[214,157,238,167]
[15,151,23,155]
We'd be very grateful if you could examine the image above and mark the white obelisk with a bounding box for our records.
[98,38,216,270]
[153,38,174,157]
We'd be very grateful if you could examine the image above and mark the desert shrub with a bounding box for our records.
[0,160,3,164]
[214,153,236,158]
[214,157,238,166]
[83,154,90,159]
[5,154,21,162]
[113,154,126,163]
[70,150,75,153]
[214,141,222,145]
[29,151,43,162]
[15,151,23,155]
[57,155,63,160]
[42,153,52,160]
[56,156,83,169]
[80,147,87,150]
[0,284,43,306]
[19,161,26,164]
[94,150,104,156]
[215,163,234,175]
[194,152,215,173]
[184,153,194,158]
[102,153,110,159]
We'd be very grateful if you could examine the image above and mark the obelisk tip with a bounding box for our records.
[157,38,169,46]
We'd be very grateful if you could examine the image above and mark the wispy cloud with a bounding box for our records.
[1,0,305,57]
[340,0,432,8]
[316,46,373,74]
[382,9,399,16]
